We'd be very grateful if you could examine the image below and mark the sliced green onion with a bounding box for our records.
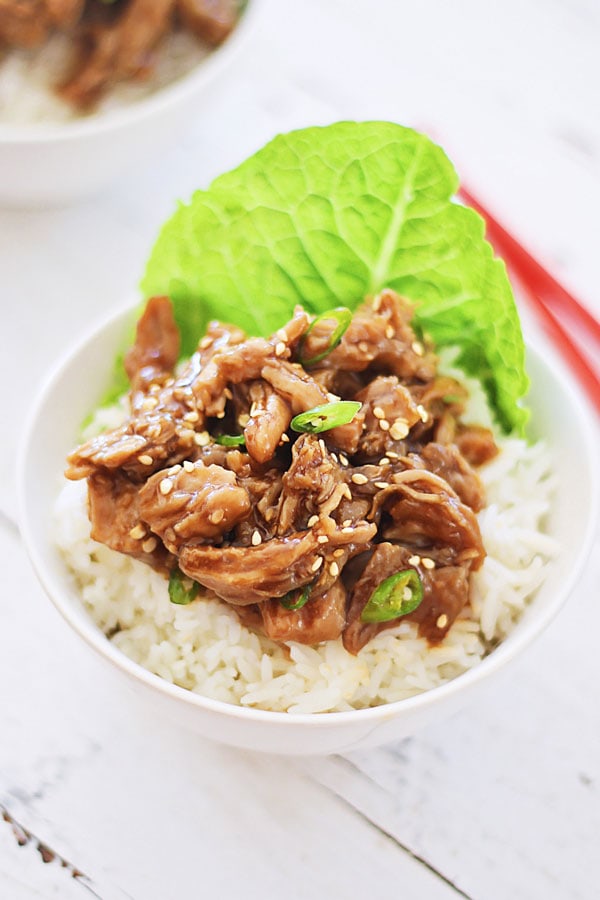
[360,569,423,623]
[215,434,246,447]
[290,400,361,434]
[280,582,313,611]
[298,307,352,365]
[168,567,200,606]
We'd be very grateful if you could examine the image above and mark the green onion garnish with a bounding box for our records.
[215,434,246,447]
[280,582,313,611]
[360,569,423,623]
[298,307,353,365]
[168,567,200,605]
[290,400,361,434]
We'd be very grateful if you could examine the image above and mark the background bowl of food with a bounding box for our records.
[0,0,259,206]
[17,123,599,754]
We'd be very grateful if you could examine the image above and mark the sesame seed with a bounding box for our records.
[412,341,424,356]
[379,457,391,466]
[183,460,195,473]
[372,406,385,419]
[142,537,157,553]
[280,433,290,443]
[129,524,146,540]
[210,509,224,524]
[138,454,153,466]
[160,479,173,496]
[351,473,368,485]
[199,336,213,350]
[317,535,328,544]
[311,557,323,572]
[276,328,288,341]
[421,557,436,570]
[389,419,409,441]
[223,388,233,400]
[307,515,319,527]
[341,526,354,534]
[184,410,199,423]
[318,439,327,455]
[142,396,158,411]
[333,548,345,558]
[216,411,225,419]
[436,614,448,629]
[374,481,389,489]
[342,485,352,500]
[408,555,421,566]
[251,530,262,546]
[168,464,182,475]
[275,341,286,357]
[358,341,369,353]
[339,453,349,466]
[386,451,399,459]
[379,419,390,431]
[194,431,210,446]
[329,561,340,577]
[385,325,395,339]
[417,404,429,423]
[238,414,250,427]
[342,519,351,528]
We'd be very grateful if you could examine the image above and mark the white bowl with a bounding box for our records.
[0,3,260,208]
[17,303,599,755]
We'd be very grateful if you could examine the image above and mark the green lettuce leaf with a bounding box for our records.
[141,121,528,432]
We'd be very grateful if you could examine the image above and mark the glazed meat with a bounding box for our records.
[60,0,177,109]
[1,0,242,109]
[0,0,83,48]
[176,0,238,45]
[66,291,498,651]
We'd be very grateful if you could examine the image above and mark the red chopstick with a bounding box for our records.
[457,185,600,416]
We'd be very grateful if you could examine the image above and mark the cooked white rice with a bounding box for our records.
[0,30,209,126]
[54,362,558,714]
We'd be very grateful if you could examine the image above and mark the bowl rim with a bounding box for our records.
[0,0,261,144]
[17,299,600,730]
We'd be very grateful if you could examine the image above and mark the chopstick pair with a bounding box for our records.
[457,186,600,417]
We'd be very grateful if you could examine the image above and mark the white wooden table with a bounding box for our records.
[1,1,599,897]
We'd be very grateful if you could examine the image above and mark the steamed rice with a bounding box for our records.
[0,30,209,126]
[54,358,558,714]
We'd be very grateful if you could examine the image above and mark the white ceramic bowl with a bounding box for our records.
[18,303,599,755]
[0,3,260,208]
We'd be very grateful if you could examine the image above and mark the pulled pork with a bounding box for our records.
[66,291,498,651]
[0,0,242,109]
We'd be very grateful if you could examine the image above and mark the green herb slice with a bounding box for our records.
[215,434,246,447]
[280,582,313,611]
[360,569,424,623]
[298,307,353,366]
[168,567,200,606]
[290,401,361,434]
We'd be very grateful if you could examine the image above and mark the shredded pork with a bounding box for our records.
[66,290,498,651]
[0,0,242,109]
